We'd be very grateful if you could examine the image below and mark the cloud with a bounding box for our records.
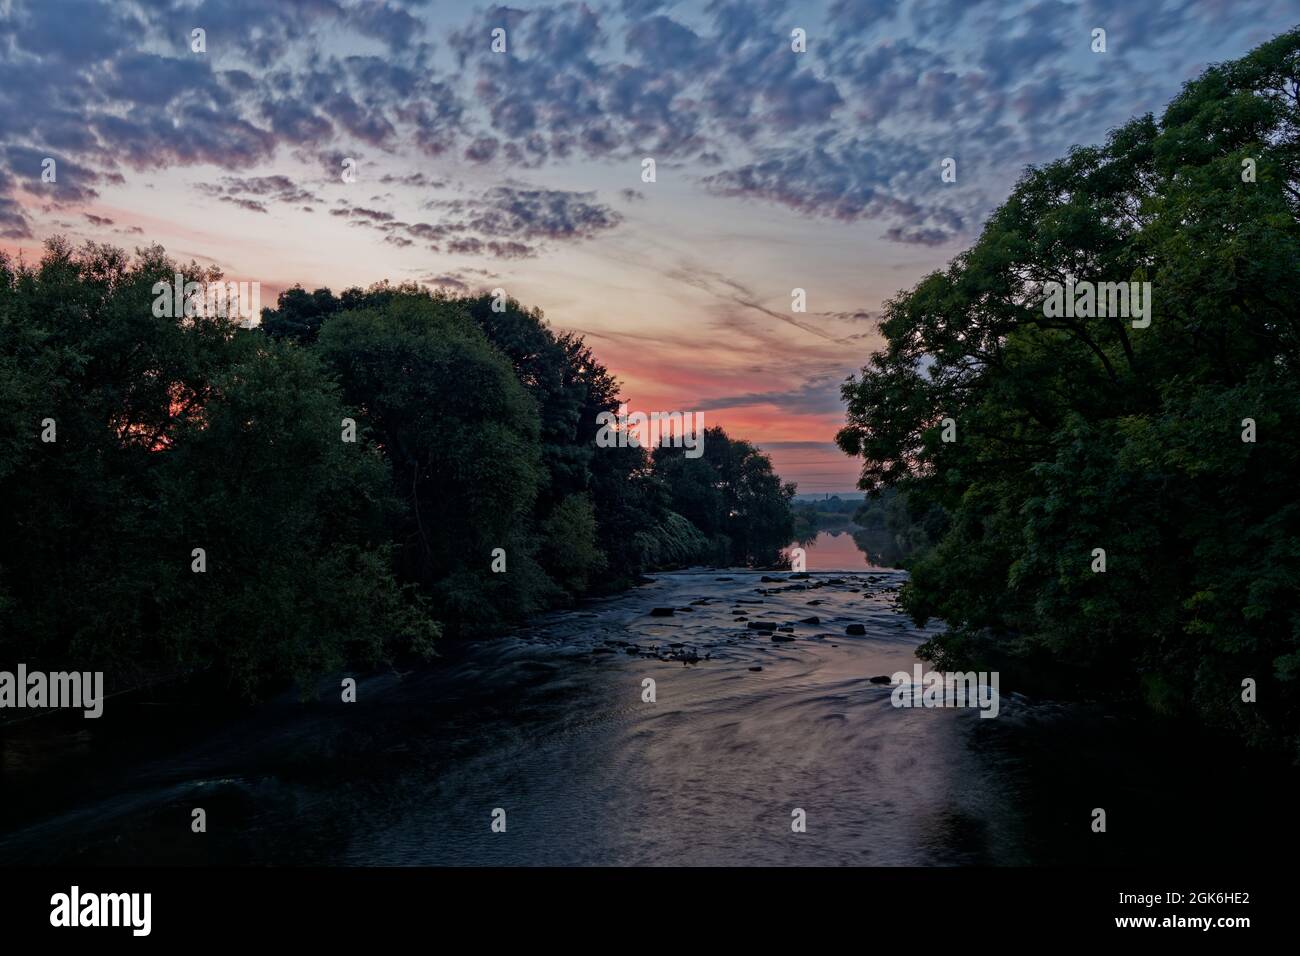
[463,136,500,164]
[0,177,32,238]
[421,272,472,292]
[447,237,535,259]
[259,98,335,145]
[883,224,954,246]
[379,172,448,188]
[321,184,623,258]
[828,0,903,31]
[702,134,968,242]
[7,0,144,63]
[197,175,323,213]
[435,186,623,241]
[346,1,426,49]
[625,15,708,70]
[0,0,1285,260]
[104,53,230,109]
[420,185,623,256]
[330,205,396,224]
[694,377,850,416]
[665,263,855,343]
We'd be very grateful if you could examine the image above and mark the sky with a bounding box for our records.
[0,0,1292,491]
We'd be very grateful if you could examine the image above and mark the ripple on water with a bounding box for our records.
[4,568,1038,866]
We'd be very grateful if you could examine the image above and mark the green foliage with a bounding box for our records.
[0,240,434,695]
[653,426,796,567]
[632,509,712,569]
[838,30,1300,754]
[846,487,941,565]
[273,283,800,586]
[458,294,637,586]
[538,493,608,596]
[265,285,673,591]
[316,294,548,631]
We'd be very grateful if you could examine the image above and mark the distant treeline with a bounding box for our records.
[837,31,1300,755]
[0,242,793,695]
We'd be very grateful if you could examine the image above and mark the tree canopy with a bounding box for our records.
[653,426,796,567]
[0,240,437,693]
[837,29,1300,754]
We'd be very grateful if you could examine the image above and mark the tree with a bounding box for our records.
[0,239,435,695]
[653,426,796,567]
[836,29,1300,753]
[316,293,552,630]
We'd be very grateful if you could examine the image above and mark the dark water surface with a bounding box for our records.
[1,570,1293,865]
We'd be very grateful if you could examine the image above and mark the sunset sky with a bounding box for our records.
[0,0,1288,490]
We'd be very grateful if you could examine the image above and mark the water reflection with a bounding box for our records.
[790,526,912,570]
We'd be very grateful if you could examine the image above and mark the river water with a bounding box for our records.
[1,569,1292,866]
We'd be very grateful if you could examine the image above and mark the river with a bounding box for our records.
[0,568,1291,866]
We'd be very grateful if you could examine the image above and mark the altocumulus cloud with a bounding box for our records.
[0,0,1286,248]
[197,175,324,213]
[322,185,623,259]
